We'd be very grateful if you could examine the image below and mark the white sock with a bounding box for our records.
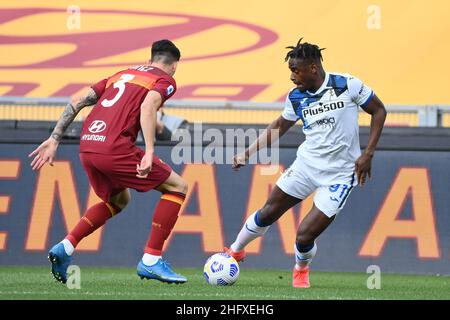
[230,211,270,252]
[142,253,161,266]
[294,242,317,270]
[61,239,74,256]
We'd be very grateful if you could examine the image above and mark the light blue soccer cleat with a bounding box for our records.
[48,243,72,284]
[137,259,187,284]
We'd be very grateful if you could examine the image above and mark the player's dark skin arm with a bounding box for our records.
[355,94,387,185]
[232,115,296,170]
[29,88,98,171]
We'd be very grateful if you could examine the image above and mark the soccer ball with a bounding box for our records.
[203,253,240,286]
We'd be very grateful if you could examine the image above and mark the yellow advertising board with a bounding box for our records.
[0,1,449,105]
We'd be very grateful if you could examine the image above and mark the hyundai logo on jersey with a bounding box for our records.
[88,120,107,134]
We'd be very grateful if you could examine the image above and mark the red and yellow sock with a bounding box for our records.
[66,202,120,247]
[144,191,186,256]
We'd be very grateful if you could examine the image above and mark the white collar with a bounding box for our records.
[306,72,329,95]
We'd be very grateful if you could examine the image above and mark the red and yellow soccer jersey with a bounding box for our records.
[79,65,176,155]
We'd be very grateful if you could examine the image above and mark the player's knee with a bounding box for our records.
[109,201,126,213]
[173,178,188,194]
[116,197,130,211]
[110,190,131,211]
[296,231,315,245]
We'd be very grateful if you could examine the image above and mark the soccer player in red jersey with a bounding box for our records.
[29,40,188,284]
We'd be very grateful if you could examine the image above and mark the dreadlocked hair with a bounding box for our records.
[285,38,325,62]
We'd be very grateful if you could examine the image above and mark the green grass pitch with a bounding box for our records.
[0,266,448,300]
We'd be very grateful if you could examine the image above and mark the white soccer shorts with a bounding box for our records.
[276,158,358,217]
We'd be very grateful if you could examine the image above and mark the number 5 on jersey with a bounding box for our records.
[101,74,135,107]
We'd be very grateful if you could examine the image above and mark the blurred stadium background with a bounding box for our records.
[0,0,449,289]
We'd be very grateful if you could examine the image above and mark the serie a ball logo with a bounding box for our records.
[203,253,240,286]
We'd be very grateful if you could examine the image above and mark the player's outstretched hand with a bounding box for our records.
[355,153,372,186]
[28,138,59,171]
[137,152,153,178]
[232,153,247,171]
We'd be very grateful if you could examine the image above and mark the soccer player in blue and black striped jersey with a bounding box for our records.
[226,38,387,288]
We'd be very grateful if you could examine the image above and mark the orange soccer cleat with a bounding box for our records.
[224,247,246,263]
[292,266,310,288]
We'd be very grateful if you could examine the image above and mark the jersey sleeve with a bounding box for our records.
[151,78,176,103]
[347,76,374,109]
[90,78,108,98]
[281,92,300,122]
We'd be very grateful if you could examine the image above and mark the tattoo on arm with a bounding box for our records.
[51,89,98,142]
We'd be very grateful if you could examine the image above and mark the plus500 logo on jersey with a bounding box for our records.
[88,120,107,133]
[302,101,344,119]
